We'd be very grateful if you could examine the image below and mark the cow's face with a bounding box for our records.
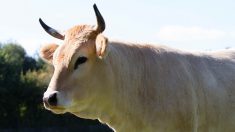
[39,4,110,116]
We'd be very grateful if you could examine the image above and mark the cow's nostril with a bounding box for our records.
[48,93,57,106]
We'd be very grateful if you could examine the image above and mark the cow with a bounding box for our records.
[39,4,235,132]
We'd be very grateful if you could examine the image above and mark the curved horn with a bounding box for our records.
[93,4,105,33]
[39,18,65,40]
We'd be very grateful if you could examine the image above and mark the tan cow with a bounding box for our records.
[39,4,235,132]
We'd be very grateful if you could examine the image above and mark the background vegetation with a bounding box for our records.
[0,42,112,132]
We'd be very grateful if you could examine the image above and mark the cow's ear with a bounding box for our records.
[95,34,109,59]
[40,43,59,64]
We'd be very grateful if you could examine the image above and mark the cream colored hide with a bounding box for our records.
[39,5,234,132]
[41,25,235,132]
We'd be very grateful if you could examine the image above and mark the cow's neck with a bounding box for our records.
[96,42,158,131]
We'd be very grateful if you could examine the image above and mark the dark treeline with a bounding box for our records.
[0,43,112,132]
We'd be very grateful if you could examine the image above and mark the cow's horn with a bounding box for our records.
[39,18,65,40]
[93,4,105,33]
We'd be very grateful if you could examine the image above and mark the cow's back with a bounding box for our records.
[188,49,235,132]
[155,48,235,131]
[151,47,235,132]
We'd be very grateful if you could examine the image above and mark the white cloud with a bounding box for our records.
[156,26,227,41]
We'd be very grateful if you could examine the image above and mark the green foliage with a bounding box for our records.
[0,43,25,86]
[0,42,112,131]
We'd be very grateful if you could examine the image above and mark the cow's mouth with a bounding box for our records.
[44,103,66,114]
[50,108,66,114]
[48,107,66,114]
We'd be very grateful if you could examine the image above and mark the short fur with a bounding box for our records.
[40,25,235,132]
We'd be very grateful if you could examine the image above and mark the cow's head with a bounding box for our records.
[40,4,112,117]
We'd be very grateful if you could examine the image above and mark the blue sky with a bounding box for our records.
[0,0,235,56]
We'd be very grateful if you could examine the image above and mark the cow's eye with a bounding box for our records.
[74,56,87,70]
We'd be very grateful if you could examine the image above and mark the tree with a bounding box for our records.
[0,43,26,86]
[0,43,25,127]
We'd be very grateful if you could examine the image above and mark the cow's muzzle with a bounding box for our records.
[43,92,58,107]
